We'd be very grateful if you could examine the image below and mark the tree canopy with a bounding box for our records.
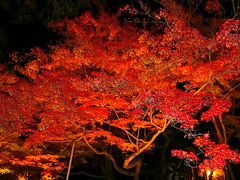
[0,0,240,179]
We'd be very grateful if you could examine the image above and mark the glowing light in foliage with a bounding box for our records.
[205,168,224,180]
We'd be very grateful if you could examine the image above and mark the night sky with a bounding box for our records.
[0,0,236,64]
[0,0,133,63]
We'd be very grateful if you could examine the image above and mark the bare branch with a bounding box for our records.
[83,136,135,177]
[66,141,75,180]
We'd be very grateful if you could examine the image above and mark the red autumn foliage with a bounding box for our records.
[201,98,232,121]
[1,0,240,179]
[205,0,221,14]
[171,150,199,161]
[172,134,240,170]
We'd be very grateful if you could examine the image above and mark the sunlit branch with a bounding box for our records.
[68,171,106,178]
[136,127,141,150]
[212,117,224,143]
[194,69,240,95]
[110,109,147,144]
[194,80,211,95]
[47,137,83,143]
[103,120,146,148]
[66,141,75,180]
[142,107,149,120]
[123,118,170,169]
[218,115,227,143]
[224,83,240,98]
[112,108,137,145]
[112,108,120,119]
[148,110,163,129]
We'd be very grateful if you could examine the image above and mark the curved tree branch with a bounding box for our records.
[83,136,135,177]
[123,118,170,169]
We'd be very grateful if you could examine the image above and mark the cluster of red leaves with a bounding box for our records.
[195,135,240,170]
[171,150,199,161]
[204,0,221,14]
[10,7,239,93]
[216,19,240,49]
[133,89,210,129]
[153,5,240,88]
[11,154,65,178]
[85,129,136,152]
[172,134,240,170]
[201,98,232,121]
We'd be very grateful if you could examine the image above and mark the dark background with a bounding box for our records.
[0,0,236,64]
[0,0,132,64]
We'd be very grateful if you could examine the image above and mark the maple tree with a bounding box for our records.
[0,0,240,179]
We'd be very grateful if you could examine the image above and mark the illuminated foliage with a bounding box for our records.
[0,0,240,179]
[172,133,240,170]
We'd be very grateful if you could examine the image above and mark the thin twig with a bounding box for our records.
[66,141,75,180]
[194,69,240,95]
[104,118,147,144]
[69,171,106,178]
[224,83,240,98]
[219,115,227,143]
[212,117,224,143]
